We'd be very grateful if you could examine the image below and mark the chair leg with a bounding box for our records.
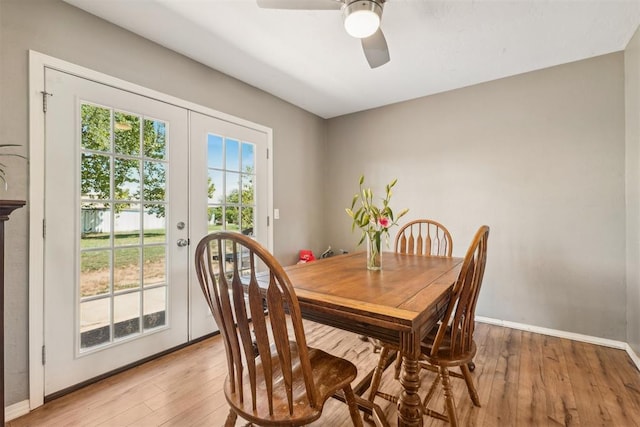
[224,409,238,427]
[393,350,403,379]
[461,363,481,407]
[440,367,459,427]
[367,345,391,405]
[343,385,364,427]
[422,371,441,411]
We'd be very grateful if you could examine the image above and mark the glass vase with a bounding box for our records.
[366,232,382,271]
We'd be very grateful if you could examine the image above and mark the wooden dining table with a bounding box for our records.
[277,250,464,427]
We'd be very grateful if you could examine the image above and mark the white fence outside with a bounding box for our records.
[82,209,165,233]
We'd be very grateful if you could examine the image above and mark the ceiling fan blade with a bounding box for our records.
[256,0,342,10]
[361,28,390,68]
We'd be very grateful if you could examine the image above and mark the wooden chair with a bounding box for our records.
[419,225,489,425]
[366,225,489,426]
[195,231,363,427]
[395,219,453,257]
[368,219,454,358]
[364,219,454,420]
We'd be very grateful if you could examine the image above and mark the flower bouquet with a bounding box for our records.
[345,175,408,270]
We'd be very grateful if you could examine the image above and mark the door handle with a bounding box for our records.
[177,238,189,247]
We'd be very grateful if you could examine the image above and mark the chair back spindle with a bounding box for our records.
[195,232,364,426]
[395,219,453,257]
[195,232,318,420]
[431,226,489,359]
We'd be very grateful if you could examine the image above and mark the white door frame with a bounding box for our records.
[28,50,273,410]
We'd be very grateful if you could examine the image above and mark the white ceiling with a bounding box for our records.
[64,0,640,119]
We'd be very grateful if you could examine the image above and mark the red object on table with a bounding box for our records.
[298,249,316,263]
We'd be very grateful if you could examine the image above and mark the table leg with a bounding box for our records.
[397,349,423,426]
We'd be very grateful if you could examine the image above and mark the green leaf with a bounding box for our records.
[397,208,409,219]
[355,209,364,222]
[347,175,408,245]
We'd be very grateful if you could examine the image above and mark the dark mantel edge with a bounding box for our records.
[0,199,25,424]
[0,200,26,221]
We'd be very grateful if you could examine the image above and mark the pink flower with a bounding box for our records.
[378,217,390,228]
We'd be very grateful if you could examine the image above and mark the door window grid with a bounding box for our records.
[79,102,169,352]
[207,134,256,277]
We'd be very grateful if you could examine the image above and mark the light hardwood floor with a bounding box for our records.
[9,321,640,426]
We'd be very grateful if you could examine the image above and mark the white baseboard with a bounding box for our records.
[625,343,640,371]
[477,316,640,372]
[476,316,630,350]
[6,399,30,421]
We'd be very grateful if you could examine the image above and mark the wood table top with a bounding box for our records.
[280,251,463,333]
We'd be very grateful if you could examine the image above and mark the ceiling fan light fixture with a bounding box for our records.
[343,1,382,39]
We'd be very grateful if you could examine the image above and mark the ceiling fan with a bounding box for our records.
[256,0,390,69]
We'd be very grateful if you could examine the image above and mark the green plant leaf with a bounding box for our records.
[350,194,358,209]
[361,213,370,227]
[374,231,382,249]
[346,176,407,249]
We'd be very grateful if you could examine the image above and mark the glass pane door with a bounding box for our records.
[206,135,256,275]
[79,104,170,350]
[44,68,189,395]
[189,112,269,339]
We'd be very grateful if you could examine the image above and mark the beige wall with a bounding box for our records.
[626,26,640,355]
[1,0,327,405]
[326,53,627,341]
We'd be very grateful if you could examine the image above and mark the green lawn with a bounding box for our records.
[80,224,242,272]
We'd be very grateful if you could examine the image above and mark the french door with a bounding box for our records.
[189,112,269,339]
[43,68,190,394]
[41,67,270,396]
